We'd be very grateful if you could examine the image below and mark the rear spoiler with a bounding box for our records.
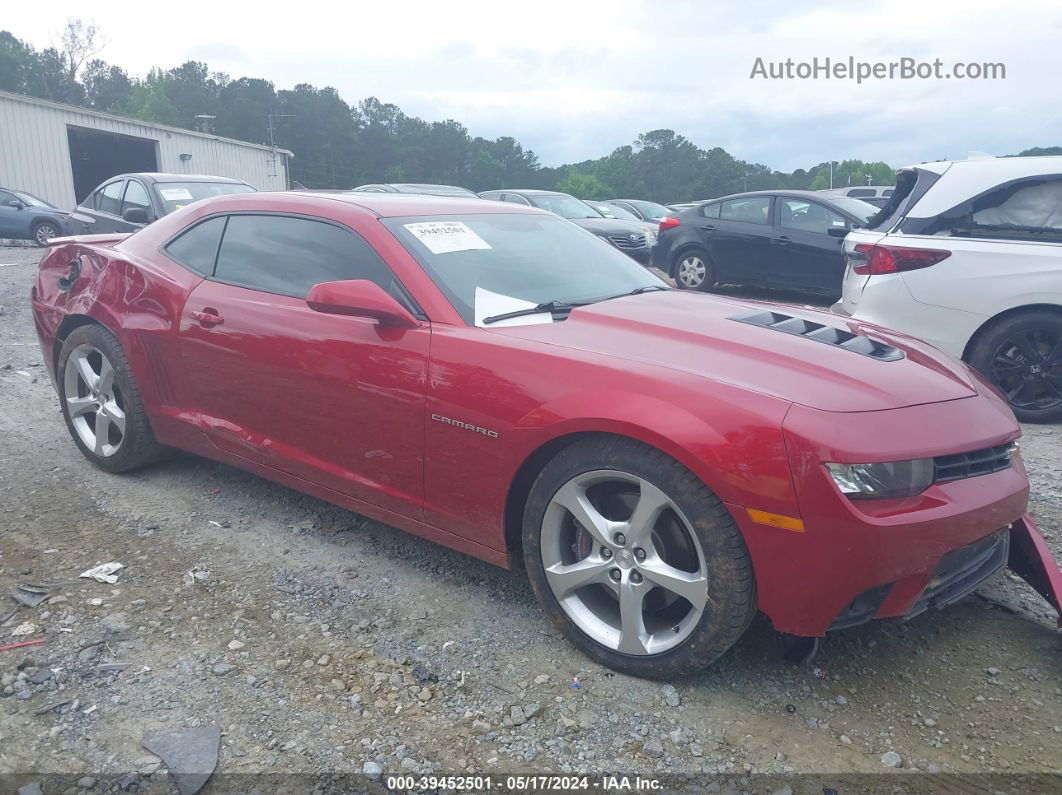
[47,232,131,248]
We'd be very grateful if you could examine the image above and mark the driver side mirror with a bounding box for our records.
[306,280,420,328]
[8,200,23,209]
[122,207,150,224]
[827,226,848,238]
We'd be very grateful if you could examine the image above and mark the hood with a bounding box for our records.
[569,217,652,237]
[492,291,978,413]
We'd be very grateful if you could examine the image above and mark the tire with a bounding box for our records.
[522,436,756,679]
[967,309,1062,423]
[57,324,168,472]
[671,248,715,291]
[32,221,60,247]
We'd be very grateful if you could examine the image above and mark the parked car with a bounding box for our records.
[0,187,72,245]
[656,190,877,295]
[479,189,656,264]
[353,183,479,198]
[32,192,1061,677]
[667,201,706,212]
[604,199,674,223]
[834,156,1062,422]
[70,173,256,235]
[818,185,895,208]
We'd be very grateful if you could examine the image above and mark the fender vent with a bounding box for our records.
[733,311,904,361]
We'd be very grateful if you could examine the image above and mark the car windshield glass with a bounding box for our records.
[588,201,639,221]
[13,191,53,208]
[527,194,599,219]
[155,182,255,214]
[383,213,664,325]
[831,198,878,223]
[626,200,672,220]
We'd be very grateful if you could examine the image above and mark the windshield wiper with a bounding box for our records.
[482,299,596,325]
[598,285,670,302]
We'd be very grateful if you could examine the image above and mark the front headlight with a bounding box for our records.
[825,459,935,499]
[645,229,658,246]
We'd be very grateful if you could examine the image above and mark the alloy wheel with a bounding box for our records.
[63,344,127,457]
[676,255,707,288]
[540,470,709,656]
[990,328,1062,411]
[35,224,59,245]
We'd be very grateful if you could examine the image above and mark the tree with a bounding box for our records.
[556,171,610,199]
[126,68,180,126]
[82,59,133,112]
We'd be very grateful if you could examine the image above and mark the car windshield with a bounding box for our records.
[13,191,54,208]
[588,201,639,221]
[831,198,879,224]
[155,182,255,214]
[527,194,599,219]
[383,213,665,325]
[624,200,673,221]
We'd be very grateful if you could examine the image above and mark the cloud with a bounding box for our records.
[5,0,1061,170]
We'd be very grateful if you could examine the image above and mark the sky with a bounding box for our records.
[5,0,1061,171]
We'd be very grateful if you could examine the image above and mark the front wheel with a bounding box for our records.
[33,221,61,247]
[968,310,1062,423]
[672,249,715,291]
[522,437,756,679]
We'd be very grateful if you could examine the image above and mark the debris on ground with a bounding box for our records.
[79,562,124,584]
[141,727,221,795]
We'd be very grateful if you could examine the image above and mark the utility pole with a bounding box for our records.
[268,114,295,178]
[829,160,835,189]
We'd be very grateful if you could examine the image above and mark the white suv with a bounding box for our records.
[833,156,1062,422]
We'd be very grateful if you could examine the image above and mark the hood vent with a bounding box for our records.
[733,310,904,362]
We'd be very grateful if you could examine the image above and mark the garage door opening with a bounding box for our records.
[67,126,158,204]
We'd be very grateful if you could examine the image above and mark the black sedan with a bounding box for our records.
[478,189,657,264]
[71,173,255,235]
[654,190,877,295]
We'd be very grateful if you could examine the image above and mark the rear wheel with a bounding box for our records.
[522,437,756,679]
[672,248,714,291]
[58,325,168,472]
[968,309,1062,423]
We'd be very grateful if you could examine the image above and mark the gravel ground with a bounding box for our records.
[1,245,1060,793]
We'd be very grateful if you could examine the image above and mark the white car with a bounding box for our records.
[834,156,1062,423]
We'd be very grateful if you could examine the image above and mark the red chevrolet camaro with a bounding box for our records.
[31,192,1062,678]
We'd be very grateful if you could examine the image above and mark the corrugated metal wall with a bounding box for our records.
[0,91,291,209]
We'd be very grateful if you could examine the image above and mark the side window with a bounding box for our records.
[701,202,721,219]
[846,188,875,198]
[968,178,1062,234]
[214,214,395,298]
[0,190,18,205]
[882,189,894,197]
[97,181,125,215]
[121,180,152,218]
[501,194,531,206]
[164,216,227,276]
[779,199,847,234]
[719,196,771,225]
[479,192,503,202]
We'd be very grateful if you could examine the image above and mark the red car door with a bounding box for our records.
[175,213,430,518]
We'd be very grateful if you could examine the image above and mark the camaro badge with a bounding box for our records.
[431,413,499,438]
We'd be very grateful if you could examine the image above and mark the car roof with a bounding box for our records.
[489,189,568,196]
[286,191,542,218]
[107,173,250,185]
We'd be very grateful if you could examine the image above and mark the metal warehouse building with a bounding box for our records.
[0,90,293,210]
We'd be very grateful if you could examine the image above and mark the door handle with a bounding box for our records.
[773,236,791,246]
[190,309,224,328]
[701,224,715,231]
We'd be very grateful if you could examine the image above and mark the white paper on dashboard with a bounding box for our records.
[158,187,194,201]
[473,287,555,328]
[404,221,492,255]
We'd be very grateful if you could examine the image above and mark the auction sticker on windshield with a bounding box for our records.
[158,187,194,201]
[404,221,491,254]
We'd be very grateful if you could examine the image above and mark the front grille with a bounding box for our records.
[934,444,1014,483]
[908,529,1009,618]
[608,233,648,250]
[733,310,904,361]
